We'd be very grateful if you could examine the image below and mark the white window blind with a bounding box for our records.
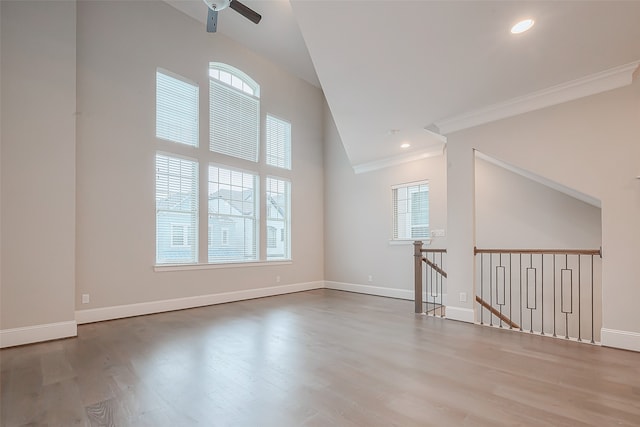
[156,154,198,263]
[266,177,291,260]
[156,70,199,147]
[209,79,259,162]
[266,115,291,170]
[392,181,429,240]
[208,165,258,263]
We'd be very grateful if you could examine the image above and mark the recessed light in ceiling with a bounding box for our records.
[400,143,411,149]
[511,19,535,34]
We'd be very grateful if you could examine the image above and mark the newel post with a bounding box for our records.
[414,240,423,314]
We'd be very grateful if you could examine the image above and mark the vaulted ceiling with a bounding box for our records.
[166,1,640,171]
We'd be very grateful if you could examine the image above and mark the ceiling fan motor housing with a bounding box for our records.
[204,0,231,11]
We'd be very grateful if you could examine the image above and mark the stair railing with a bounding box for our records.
[474,247,602,343]
[414,241,447,316]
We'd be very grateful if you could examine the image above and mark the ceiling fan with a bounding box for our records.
[203,0,262,33]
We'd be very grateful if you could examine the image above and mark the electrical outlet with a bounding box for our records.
[82,294,90,304]
[459,292,467,303]
[368,275,373,283]
[431,229,446,237]
[276,275,281,283]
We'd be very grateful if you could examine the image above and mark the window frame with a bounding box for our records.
[391,180,430,243]
[154,65,294,269]
[207,163,260,264]
[155,152,199,264]
[155,68,199,148]
[265,114,292,170]
[265,176,291,260]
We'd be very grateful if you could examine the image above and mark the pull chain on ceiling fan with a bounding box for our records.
[204,0,262,33]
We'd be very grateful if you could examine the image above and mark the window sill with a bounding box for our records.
[154,260,292,272]
[389,239,432,246]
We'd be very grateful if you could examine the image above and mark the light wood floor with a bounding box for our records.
[1,289,639,426]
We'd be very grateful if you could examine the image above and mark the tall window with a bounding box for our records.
[156,69,199,147]
[266,115,291,169]
[392,181,429,240]
[155,64,292,266]
[208,165,258,263]
[156,154,198,263]
[266,177,290,259]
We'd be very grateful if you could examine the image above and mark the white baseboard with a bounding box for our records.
[601,328,640,352]
[325,281,413,300]
[76,281,324,325]
[324,281,448,305]
[445,306,475,323]
[0,321,77,349]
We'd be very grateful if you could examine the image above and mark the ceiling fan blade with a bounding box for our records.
[229,0,262,24]
[207,7,218,33]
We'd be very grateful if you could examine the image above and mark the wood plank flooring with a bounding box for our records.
[1,289,639,426]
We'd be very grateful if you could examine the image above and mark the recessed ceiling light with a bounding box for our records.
[400,143,411,149]
[511,19,535,34]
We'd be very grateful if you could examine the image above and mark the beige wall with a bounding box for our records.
[75,1,324,310]
[447,79,640,342]
[1,1,77,329]
[475,156,602,249]
[323,101,448,297]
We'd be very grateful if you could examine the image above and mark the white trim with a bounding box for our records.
[154,260,292,272]
[601,328,640,352]
[353,144,445,174]
[325,281,414,300]
[436,61,640,135]
[0,321,77,349]
[324,281,448,305]
[445,306,475,323]
[475,151,601,208]
[75,281,323,324]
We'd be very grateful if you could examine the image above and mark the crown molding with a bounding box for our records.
[353,144,445,174]
[436,61,640,135]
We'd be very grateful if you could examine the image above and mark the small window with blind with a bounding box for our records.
[156,154,199,264]
[392,181,429,241]
[209,63,260,162]
[156,69,199,147]
[266,115,291,170]
[208,164,258,263]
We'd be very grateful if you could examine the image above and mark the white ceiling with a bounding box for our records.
[166,1,640,170]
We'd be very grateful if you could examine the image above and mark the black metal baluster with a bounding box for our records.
[440,252,446,317]
[519,253,523,332]
[530,254,533,333]
[428,253,432,315]
[490,253,493,326]
[499,253,503,328]
[509,254,513,329]
[565,254,569,339]
[541,254,544,335]
[553,254,557,338]
[578,255,582,342]
[591,254,594,343]
[480,253,484,325]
